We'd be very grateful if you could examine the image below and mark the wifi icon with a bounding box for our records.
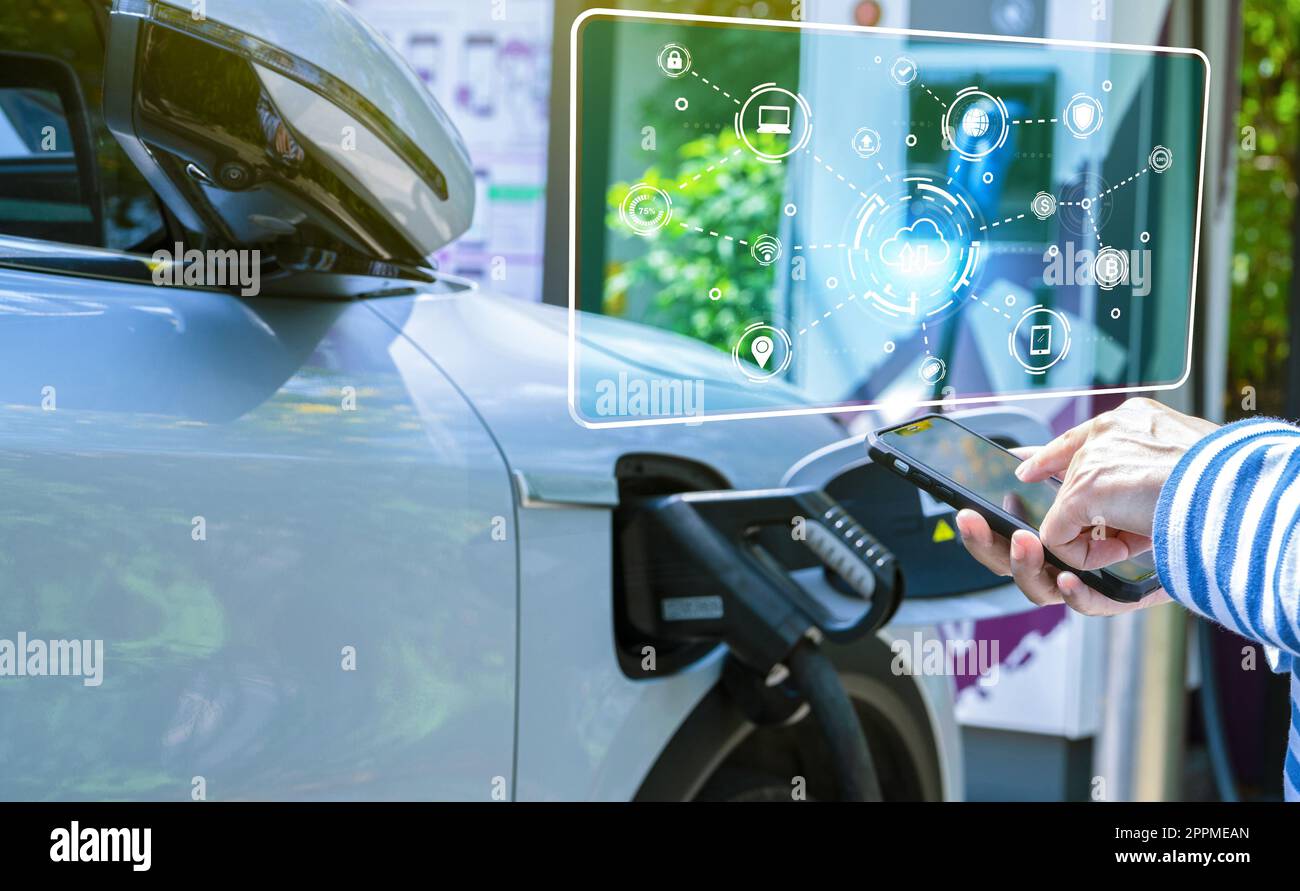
[751,234,782,267]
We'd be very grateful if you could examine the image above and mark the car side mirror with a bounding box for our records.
[103,0,474,282]
[0,52,103,246]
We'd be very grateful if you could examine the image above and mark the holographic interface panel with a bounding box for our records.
[569,11,1208,427]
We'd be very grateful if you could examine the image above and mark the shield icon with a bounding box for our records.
[1071,102,1095,131]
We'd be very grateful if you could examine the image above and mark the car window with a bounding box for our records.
[0,86,99,245]
[0,0,165,252]
[0,88,71,156]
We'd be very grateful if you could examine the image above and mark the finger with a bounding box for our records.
[1008,530,1064,606]
[955,509,1012,576]
[1047,529,1154,571]
[1109,529,1154,556]
[1008,446,1040,460]
[1056,572,1129,616]
[1038,490,1098,554]
[1015,422,1091,482]
[1001,492,1028,516]
[1057,573,1171,616]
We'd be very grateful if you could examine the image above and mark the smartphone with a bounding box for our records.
[867,415,1160,602]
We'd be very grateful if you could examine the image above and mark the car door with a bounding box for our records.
[0,0,517,800]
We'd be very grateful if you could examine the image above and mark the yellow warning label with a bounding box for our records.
[932,518,956,543]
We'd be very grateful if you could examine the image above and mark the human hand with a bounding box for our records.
[955,503,1170,617]
[1014,398,1217,571]
[952,397,1215,618]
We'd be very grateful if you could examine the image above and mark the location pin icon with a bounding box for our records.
[751,335,774,369]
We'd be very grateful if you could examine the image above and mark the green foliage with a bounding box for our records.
[1228,0,1300,415]
[605,130,786,352]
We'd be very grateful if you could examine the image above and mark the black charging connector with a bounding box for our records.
[617,486,903,801]
[620,487,902,668]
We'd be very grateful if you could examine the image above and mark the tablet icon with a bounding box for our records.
[1010,306,1071,374]
[1029,324,1052,356]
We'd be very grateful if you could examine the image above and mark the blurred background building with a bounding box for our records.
[347,0,553,300]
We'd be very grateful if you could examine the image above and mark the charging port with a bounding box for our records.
[615,480,905,801]
[612,454,733,679]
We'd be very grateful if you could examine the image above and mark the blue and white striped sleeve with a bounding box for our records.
[1152,417,1300,800]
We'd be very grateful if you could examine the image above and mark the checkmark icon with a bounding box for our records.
[891,58,917,83]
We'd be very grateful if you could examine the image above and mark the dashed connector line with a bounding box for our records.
[969,293,1013,320]
[1061,161,1153,246]
[792,243,850,251]
[797,292,859,337]
[1058,164,1152,209]
[1091,166,1148,202]
[689,69,742,105]
[806,150,873,200]
[1084,204,1105,248]
[676,148,744,191]
[978,213,1026,232]
[1011,117,1059,125]
[918,81,948,108]
[677,220,748,246]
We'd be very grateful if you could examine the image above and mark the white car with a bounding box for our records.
[0,0,1037,801]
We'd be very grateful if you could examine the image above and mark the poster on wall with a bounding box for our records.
[348,0,553,301]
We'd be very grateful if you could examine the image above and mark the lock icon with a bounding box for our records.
[666,49,683,71]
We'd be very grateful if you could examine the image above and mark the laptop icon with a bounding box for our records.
[756,105,792,135]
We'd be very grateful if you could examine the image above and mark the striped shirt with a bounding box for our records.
[1153,417,1300,801]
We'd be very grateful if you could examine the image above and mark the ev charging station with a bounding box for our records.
[614,404,1104,801]
[563,0,1214,799]
[528,0,1244,802]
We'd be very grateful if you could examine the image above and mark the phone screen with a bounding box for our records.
[880,417,1157,585]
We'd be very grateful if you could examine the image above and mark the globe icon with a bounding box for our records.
[961,107,990,138]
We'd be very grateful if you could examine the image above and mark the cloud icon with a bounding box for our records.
[879,218,950,273]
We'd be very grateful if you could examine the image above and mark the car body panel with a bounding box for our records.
[0,268,517,800]
[370,291,862,799]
